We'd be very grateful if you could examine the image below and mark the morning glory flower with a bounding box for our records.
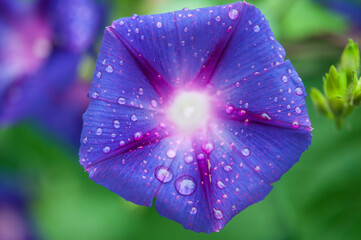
[80,1,312,233]
[0,0,102,144]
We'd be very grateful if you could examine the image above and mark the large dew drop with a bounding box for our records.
[155,166,174,183]
[228,9,239,20]
[175,175,197,196]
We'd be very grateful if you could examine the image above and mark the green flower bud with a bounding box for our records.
[310,88,333,118]
[340,39,360,84]
[328,96,346,117]
[324,65,347,98]
[353,75,361,106]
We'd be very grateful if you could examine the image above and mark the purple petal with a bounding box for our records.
[215,61,312,129]
[109,1,246,90]
[48,0,102,52]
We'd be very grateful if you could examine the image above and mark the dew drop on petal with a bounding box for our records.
[166,149,176,159]
[228,9,239,19]
[118,97,126,105]
[253,25,260,32]
[224,165,232,172]
[202,142,214,154]
[106,65,114,73]
[156,21,163,28]
[292,121,300,129]
[119,140,125,147]
[155,166,174,183]
[91,92,99,99]
[175,175,196,196]
[184,155,194,164]
[113,120,120,129]
[131,114,137,122]
[133,132,143,140]
[282,75,288,83]
[150,100,158,108]
[295,87,303,96]
[241,147,251,157]
[213,208,224,220]
[190,207,198,215]
[96,71,102,78]
[217,180,226,189]
[215,16,221,22]
[103,146,111,153]
[96,128,102,136]
[295,106,302,114]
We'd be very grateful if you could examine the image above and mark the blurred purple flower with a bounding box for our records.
[314,0,361,29]
[0,174,38,240]
[79,2,312,232]
[0,0,104,145]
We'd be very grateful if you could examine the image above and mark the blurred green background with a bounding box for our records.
[1,0,361,239]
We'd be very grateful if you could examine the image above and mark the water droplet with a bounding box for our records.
[156,21,163,28]
[295,87,303,96]
[131,115,137,122]
[217,180,226,189]
[83,137,88,144]
[155,166,173,183]
[215,16,221,22]
[118,97,126,105]
[133,132,143,140]
[184,27,188,32]
[292,121,300,129]
[119,20,125,26]
[241,147,251,157]
[213,208,224,220]
[261,113,271,120]
[119,140,125,147]
[150,100,157,108]
[190,207,198,215]
[226,105,234,114]
[253,25,260,32]
[96,71,102,78]
[103,146,111,153]
[138,88,144,95]
[223,165,232,172]
[295,106,302,114]
[184,155,193,164]
[197,153,205,160]
[106,65,114,73]
[202,142,214,154]
[96,128,102,136]
[166,149,176,159]
[131,14,138,19]
[175,175,196,196]
[231,205,237,211]
[113,120,120,129]
[228,9,239,19]
[282,75,288,83]
[91,92,99,99]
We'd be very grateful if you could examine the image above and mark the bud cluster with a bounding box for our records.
[311,39,361,128]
